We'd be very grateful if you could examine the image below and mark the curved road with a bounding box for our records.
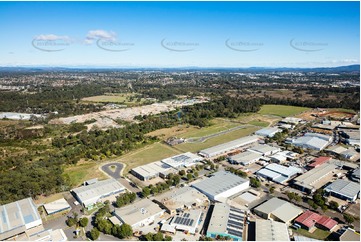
[101,162,123,179]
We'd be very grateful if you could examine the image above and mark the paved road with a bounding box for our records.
[101,163,123,179]
[101,162,141,194]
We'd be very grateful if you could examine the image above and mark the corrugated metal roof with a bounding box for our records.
[256,219,290,241]
[325,179,360,199]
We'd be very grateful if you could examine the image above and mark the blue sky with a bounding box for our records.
[0,1,359,67]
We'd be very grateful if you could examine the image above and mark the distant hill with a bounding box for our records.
[0,64,359,73]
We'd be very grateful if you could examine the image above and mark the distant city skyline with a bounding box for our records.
[0,1,359,67]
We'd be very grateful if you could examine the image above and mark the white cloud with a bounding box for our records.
[34,34,70,41]
[84,30,117,44]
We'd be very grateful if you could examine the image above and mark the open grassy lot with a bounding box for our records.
[119,142,182,174]
[258,105,310,117]
[34,192,67,205]
[175,125,260,153]
[248,120,270,127]
[291,228,331,240]
[63,160,108,187]
[82,93,148,105]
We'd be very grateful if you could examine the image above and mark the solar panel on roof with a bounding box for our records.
[174,217,181,224]
[189,220,194,226]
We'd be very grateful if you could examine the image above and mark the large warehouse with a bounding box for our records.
[130,161,173,181]
[255,219,290,241]
[192,171,249,202]
[255,127,282,138]
[198,135,260,158]
[72,178,125,209]
[292,162,338,193]
[324,179,360,201]
[247,144,281,156]
[43,198,71,215]
[206,203,245,241]
[0,198,43,240]
[256,163,302,184]
[290,133,332,151]
[228,150,263,166]
[161,152,203,169]
[114,199,165,229]
[253,197,303,224]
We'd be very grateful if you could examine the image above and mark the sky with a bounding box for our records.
[0,1,359,68]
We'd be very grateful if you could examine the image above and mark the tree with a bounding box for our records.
[119,223,133,238]
[145,233,154,241]
[187,173,193,181]
[179,170,186,176]
[250,177,261,188]
[329,201,339,210]
[269,186,275,194]
[90,227,100,240]
[142,187,151,197]
[66,217,77,227]
[79,217,89,227]
[165,235,173,241]
[153,232,164,241]
[344,213,355,224]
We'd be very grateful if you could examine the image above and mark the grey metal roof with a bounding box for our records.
[325,179,360,199]
[229,150,262,165]
[256,219,290,241]
[191,171,249,199]
[131,161,171,178]
[255,127,282,137]
[161,152,203,169]
[0,198,41,239]
[72,178,125,206]
[199,135,260,157]
[248,144,280,155]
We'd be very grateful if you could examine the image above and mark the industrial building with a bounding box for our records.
[43,198,71,215]
[253,197,303,224]
[324,179,360,201]
[294,210,338,232]
[130,161,172,181]
[161,152,203,169]
[154,186,209,214]
[269,153,288,164]
[206,203,245,241]
[0,198,43,240]
[247,144,281,156]
[198,135,260,158]
[72,178,125,209]
[307,156,332,169]
[191,171,249,202]
[292,162,338,193]
[339,129,360,146]
[228,150,263,166]
[169,209,202,234]
[351,168,360,183]
[290,133,332,151]
[14,229,68,241]
[256,163,302,184]
[114,199,165,229]
[339,228,360,241]
[255,219,290,241]
[255,127,282,138]
[326,146,359,160]
[279,117,303,125]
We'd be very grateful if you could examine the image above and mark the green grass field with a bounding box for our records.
[258,105,310,117]
[119,142,182,174]
[291,228,331,240]
[248,120,270,127]
[176,126,260,153]
[63,161,108,187]
[180,119,240,138]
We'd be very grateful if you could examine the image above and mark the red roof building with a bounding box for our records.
[308,156,332,169]
[295,210,337,231]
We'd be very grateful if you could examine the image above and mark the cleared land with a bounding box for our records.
[82,93,148,105]
[175,125,260,153]
[118,142,182,174]
[258,105,310,117]
[63,160,108,187]
[248,120,269,127]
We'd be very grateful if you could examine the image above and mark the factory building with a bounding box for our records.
[192,171,249,202]
[71,178,125,209]
[198,135,260,158]
[256,163,302,184]
[169,209,202,234]
[206,203,245,241]
[324,179,360,202]
[247,144,281,156]
[228,150,263,166]
[161,152,203,169]
[43,198,71,215]
[290,133,332,151]
[255,219,290,241]
[255,127,282,138]
[130,161,173,181]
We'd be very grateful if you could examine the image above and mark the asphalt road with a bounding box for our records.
[101,163,123,179]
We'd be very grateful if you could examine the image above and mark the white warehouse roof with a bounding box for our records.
[256,219,290,241]
[198,135,260,157]
[72,179,125,207]
[192,171,249,201]
[229,150,263,166]
[131,161,171,179]
[161,152,203,169]
[257,163,302,184]
[325,179,360,200]
[43,198,70,215]
[292,133,332,151]
[247,144,281,155]
[255,127,282,137]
